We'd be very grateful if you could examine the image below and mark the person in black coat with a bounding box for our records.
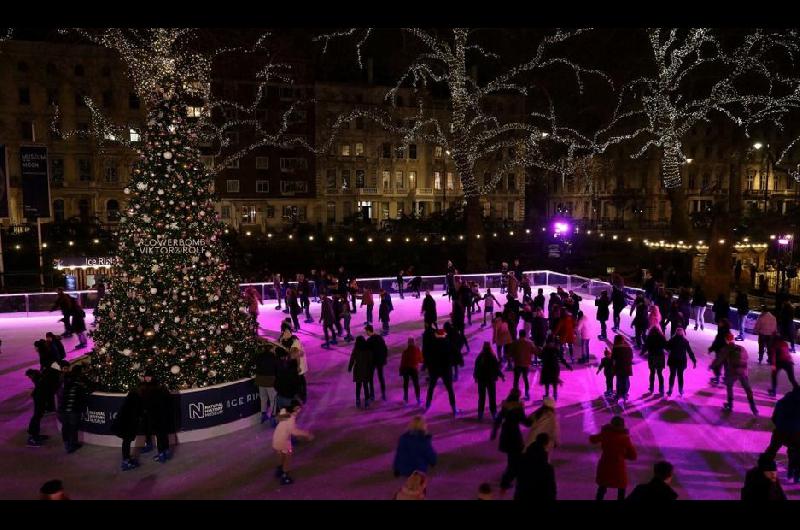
[734,290,750,341]
[641,326,667,395]
[348,336,373,408]
[666,328,696,397]
[539,338,573,401]
[25,369,50,447]
[366,325,388,401]
[742,454,787,501]
[444,322,466,381]
[595,291,611,339]
[113,387,145,470]
[275,347,302,411]
[514,433,557,501]
[319,294,338,348]
[138,370,173,463]
[424,329,458,416]
[532,288,546,313]
[779,301,796,353]
[492,388,533,491]
[474,341,505,421]
[691,285,708,331]
[58,364,89,453]
[46,332,66,363]
[712,294,730,326]
[627,461,678,501]
[611,287,628,333]
[531,308,548,350]
[254,341,279,425]
[421,291,438,329]
[630,296,649,349]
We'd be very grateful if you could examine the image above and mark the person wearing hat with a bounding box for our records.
[755,306,778,364]
[626,461,678,501]
[710,332,758,415]
[39,480,69,500]
[272,402,314,486]
[741,454,787,501]
[524,397,560,454]
[590,416,637,500]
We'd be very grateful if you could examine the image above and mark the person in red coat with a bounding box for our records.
[589,416,638,500]
[554,311,576,362]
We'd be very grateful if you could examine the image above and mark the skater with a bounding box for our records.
[755,306,778,363]
[492,388,533,492]
[554,310,575,362]
[244,286,262,332]
[361,288,375,326]
[424,328,458,416]
[443,322,466,381]
[379,289,394,335]
[690,285,707,330]
[272,402,314,486]
[396,270,405,299]
[457,280,474,326]
[590,416,637,501]
[70,303,88,350]
[710,333,759,416]
[499,262,509,294]
[57,364,89,453]
[514,433,557,502]
[641,325,667,395]
[474,341,504,421]
[366,325,389,401]
[507,271,519,300]
[764,386,800,462]
[24,369,50,447]
[400,338,423,405]
[112,381,144,470]
[769,335,799,396]
[503,295,522,341]
[520,303,534,339]
[319,294,338,348]
[393,416,437,477]
[275,346,302,412]
[741,454,786,501]
[712,293,730,326]
[612,285,631,330]
[50,288,75,336]
[39,480,69,501]
[254,340,279,425]
[533,288,545,313]
[597,349,615,397]
[45,332,66,363]
[492,313,513,371]
[708,318,731,385]
[421,291,438,329]
[510,329,536,400]
[531,308,548,350]
[520,274,532,301]
[612,335,634,402]
[272,273,283,310]
[298,274,312,323]
[779,301,796,353]
[539,337,573,401]
[481,288,498,327]
[595,290,611,339]
[666,300,685,337]
[734,289,749,341]
[627,461,678,501]
[630,295,648,349]
[574,310,591,363]
[666,328,696,397]
[348,336,373,408]
[677,288,692,333]
[286,288,302,331]
[409,275,422,299]
[291,345,309,404]
[524,397,560,454]
[339,296,354,341]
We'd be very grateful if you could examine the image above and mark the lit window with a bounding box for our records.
[200,156,215,169]
[434,146,443,158]
[341,144,351,156]
[256,180,269,193]
[256,157,270,170]
[186,106,204,118]
[434,171,442,190]
[226,180,240,193]
[129,128,140,142]
[355,143,364,156]
[447,172,454,190]
[221,206,231,219]
[394,170,404,189]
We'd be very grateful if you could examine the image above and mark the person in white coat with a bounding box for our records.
[524,397,560,454]
[291,345,309,404]
[574,310,591,364]
[754,306,778,364]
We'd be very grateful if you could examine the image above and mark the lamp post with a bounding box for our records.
[753,142,773,214]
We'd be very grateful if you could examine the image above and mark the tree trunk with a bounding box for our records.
[702,210,733,301]
[464,195,487,272]
[667,187,691,239]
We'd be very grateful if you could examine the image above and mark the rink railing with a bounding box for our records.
[0,270,796,333]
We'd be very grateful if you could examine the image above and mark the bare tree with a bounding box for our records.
[316,28,608,270]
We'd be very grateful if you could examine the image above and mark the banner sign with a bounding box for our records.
[135,237,208,255]
[80,378,261,435]
[19,145,51,220]
[54,257,115,269]
[0,145,9,219]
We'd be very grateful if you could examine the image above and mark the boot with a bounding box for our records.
[280,473,294,485]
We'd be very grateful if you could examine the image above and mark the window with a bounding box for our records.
[382,170,391,191]
[688,170,697,190]
[128,128,140,143]
[256,157,270,170]
[104,161,119,183]
[19,87,30,105]
[408,171,416,189]
[224,158,239,169]
[355,117,364,130]
[382,143,391,158]
[280,181,309,195]
[221,206,232,219]
[355,142,364,156]
[226,180,240,193]
[396,202,404,218]
[326,169,337,191]
[129,93,140,109]
[53,200,65,222]
[381,202,390,220]
[434,146,443,158]
[102,90,113,108]
[409,144,417,159]
[341,170,351,190]
[701,172,710,189]
[288,110,307,124]
[106,200,120,221]
[327,201,336,223]
[279,157,308,172]
[266,206,275,218]
[341,144,351,156]
[394,170,404,189]
[51,159,64,187]
[21,121,34,141]
[241,206,256,224]
[78,159,92,181]
[508,202,515,219]
[74,64,85,77]
[78,199,90,222]
[447,172,455,190]
[47,88,59,107]
[200,156,214,169]
[256,180,269,193]
[355,170,366,188]
[434,171,442,190]
[507,173,516,191]
[17,61,29,72]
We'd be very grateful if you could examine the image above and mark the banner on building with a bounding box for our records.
[0,145,9,219]
[19,145,51,220]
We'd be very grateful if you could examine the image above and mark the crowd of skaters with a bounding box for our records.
[23,259,800,500]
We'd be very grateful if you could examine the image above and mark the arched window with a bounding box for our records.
[78,199,90,222]
[106,199,120,222]
[53,200,65,223]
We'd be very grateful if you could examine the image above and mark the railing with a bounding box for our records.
[415,188,434,196]
[358,187,379,195]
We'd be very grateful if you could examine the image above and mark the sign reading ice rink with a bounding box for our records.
[80,378,261,436]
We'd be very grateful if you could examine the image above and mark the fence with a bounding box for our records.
[3,270,798,333]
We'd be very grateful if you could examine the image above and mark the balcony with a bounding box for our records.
[415,188,434,196]
[357,187,379,196]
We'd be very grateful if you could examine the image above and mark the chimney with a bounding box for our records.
[367,57,374,85]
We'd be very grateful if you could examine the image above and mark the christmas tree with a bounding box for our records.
[90,84,256,392]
